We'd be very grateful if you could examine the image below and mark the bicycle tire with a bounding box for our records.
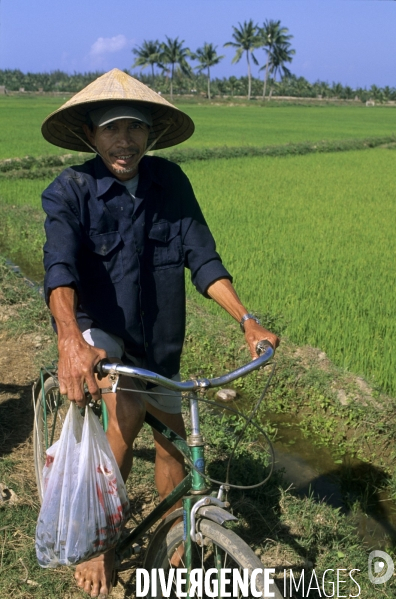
[144,520,283,599]
[33,375,68,503]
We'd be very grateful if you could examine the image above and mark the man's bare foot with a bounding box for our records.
[75,549,115,598]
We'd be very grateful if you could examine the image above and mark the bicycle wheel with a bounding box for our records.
[33,375,68,503]
[144,520,283,599]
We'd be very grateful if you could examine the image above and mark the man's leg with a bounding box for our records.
[145,403,186,508]
[146,404,187,568]
[75,364,146,598]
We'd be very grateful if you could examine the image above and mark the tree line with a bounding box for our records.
[1,67,393,104]
[0,19,394,103]
[132,20,294,100]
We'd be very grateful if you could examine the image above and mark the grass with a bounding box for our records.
[1,95,396,159]
[1,144,396,396]
[1,96,396,595]
[0,261,395,597]
[0,177,52,206]
[2,145,396,395]
[0,203,46,281]
[0,96,75,159]
[170,103,396,150]
[182,147,396,395]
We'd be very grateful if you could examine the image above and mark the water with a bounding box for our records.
[1,251,44,285]
[271,413,396,549]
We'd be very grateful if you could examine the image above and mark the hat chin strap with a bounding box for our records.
[64,121,173,172]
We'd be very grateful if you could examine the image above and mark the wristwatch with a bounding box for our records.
[239,313,261,333]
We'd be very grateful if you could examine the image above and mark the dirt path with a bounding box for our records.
[0,330,41,487]
[1,264,395,597]
[0,329,157,598]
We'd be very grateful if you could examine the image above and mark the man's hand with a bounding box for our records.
[57,333,107,406]
[242,318,280,360]
[48,286,107,406]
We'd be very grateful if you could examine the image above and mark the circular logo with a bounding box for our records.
[368,550,394,584]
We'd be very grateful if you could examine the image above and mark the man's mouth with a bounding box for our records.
[114,154,136,161]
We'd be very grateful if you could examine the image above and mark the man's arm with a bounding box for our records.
[206,278,280,358]
[49,286,106,404]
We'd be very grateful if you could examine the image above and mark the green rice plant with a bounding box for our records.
[183,147,396,394]
[0,96,75,159]
[0,204,45,280]
[1,95,396,159]
[156,135,396,164]
[172,103,396,149]
[0,177,52,206]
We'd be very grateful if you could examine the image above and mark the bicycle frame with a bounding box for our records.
[36,343,274,589]
[115,390,210,573]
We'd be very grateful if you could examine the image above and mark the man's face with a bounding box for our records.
[83,119,150,181]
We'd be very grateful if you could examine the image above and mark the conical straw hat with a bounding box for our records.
[41,69,194,152]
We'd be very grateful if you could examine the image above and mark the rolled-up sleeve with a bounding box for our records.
[42,177,82,305]
[179,170,232,296]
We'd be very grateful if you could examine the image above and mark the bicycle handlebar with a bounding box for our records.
[94,340,274,392]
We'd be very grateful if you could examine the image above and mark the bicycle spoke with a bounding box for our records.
[145,520,283,599]
[34,376,69,503]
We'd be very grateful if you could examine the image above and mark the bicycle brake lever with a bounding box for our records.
[109,370,120,393]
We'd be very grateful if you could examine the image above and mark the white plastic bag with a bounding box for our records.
[35,402,130,568]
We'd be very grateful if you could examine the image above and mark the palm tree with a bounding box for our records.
[192,43,224,100]
[369,84,383,102]
[131,40,162,83]
[228,76,241,97]
[160,37,191,100]
[332,82,344,99]
[260,20,293,99]
[224,20,260,100]
[314,80,332,99]
[267,43,295,100]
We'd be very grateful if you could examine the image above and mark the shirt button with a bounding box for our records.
[145,341,149,348]
[141,311,145,316]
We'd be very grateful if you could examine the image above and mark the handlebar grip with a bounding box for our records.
[94,359,112,380]
[256,339,274,356]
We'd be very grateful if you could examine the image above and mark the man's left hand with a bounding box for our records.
[243,319,280,359]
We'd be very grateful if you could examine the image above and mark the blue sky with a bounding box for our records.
[0,0,394,88]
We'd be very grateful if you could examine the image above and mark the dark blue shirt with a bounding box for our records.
[43,155,231,377]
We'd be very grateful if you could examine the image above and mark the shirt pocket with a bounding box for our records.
[147,220,183,270]
[83,231,124,283]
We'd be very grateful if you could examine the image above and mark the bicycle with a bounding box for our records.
[32,341,283,599]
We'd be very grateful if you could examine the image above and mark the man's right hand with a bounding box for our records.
[57,334,107,406]
[48,286,107,406]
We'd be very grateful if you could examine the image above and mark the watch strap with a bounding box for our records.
[240,313,261,332]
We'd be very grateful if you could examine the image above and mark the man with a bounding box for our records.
[41,69,279,598]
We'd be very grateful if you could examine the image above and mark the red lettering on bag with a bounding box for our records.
[97,464,112,475]
[96,483,105,510]
[45,454,55,467]
[107,512,122,527]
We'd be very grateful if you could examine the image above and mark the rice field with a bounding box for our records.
[0,178,53,206]
[1,96,396,159]
[183,148,396,394]
[1,95,396,393]
[0,96,74,158]
[177,103,396,149]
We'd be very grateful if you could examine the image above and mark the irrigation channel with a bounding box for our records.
[270,414,396,549]
[7,254,396,551]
